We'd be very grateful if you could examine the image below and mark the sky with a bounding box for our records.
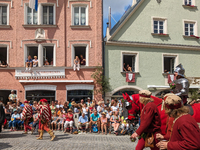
[103,0,133,36]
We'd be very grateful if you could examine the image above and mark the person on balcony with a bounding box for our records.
[25,55,33,71]
[33,56,38,67]
[73,56,80,71]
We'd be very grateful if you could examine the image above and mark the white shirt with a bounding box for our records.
[97,106,104,113]
[82,107,88,115]
[111,106,119,112]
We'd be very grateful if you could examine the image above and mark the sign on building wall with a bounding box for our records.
[15,69,65,79]
[126,73,135,82]
[188,77,200,86]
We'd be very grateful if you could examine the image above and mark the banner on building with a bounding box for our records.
[126,73,135,83]
[15,69,65,79]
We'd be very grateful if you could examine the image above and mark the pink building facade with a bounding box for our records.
[0,0,102,104]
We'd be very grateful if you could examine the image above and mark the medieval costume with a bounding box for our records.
[22,100,33,134]
[130,90,161,150]
[159,95,200,150]
[172,64,190,104]
[37,99,55,141]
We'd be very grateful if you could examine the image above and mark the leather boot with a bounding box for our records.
[22,131,28,134]
[37,130,44,140]
[47,130,56,141]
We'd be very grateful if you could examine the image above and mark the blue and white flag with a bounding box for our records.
[29,0,38,11]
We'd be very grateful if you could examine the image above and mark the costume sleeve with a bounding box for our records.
[163,117,174,140]
[135,106,154,136]
[168,123,200,150]
[22,106,27,118]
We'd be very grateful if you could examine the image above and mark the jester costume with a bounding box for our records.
[22,101,33,134]
[37,99,55,141]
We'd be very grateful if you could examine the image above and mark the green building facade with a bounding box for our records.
[105,0,200,100]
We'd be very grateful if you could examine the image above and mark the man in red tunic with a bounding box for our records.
[130,90,161,150]
[159,95,200,150]
[22,100,33,134]
[37,99,55,141]
[156,93,175,141]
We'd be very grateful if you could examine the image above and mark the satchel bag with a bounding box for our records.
[144,133,154,148]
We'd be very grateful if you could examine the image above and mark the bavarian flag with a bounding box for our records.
[29,0,38,11]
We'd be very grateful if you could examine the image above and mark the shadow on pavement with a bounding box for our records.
[0,133,26,139]
[53,134,72,141]
[0,143,13,149]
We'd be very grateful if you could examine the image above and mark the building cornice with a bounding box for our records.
[106,40,200,51]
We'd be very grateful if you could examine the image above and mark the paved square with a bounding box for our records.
[0,130,150,150]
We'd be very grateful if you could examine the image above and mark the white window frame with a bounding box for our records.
[0,4,9,25]
[71,44,89,67]
[162,54,179,74]
[24,3,56,25]
[0,44,9,65]
[40,3,56,25]
[183,0,195,6]
[71,4,88,26]
[24,44,56,67]
[121,51,139,73]
[183,20,197,36]
[152,17,167,34]
[24,3,38,25]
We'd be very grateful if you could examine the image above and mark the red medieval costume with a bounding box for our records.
[37,99,55,141]
[135,102,161,150]
[22,101,33,133]
[167,114,200,150]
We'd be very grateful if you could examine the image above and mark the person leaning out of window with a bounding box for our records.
[73,56,80,71]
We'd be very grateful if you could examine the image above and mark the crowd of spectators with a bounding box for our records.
[1,97,136,135]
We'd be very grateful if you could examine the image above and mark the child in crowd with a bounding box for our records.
[51,113,58,130]
[57,113,64,131]
[120,116,129,135]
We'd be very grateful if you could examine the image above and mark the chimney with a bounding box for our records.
[108,6,111,30]
[132,0,137,6]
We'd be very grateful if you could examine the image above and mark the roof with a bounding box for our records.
[110,0,142,36]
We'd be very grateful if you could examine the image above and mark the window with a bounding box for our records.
[164,57,175,73]
[0,47,8,65]
[25,3,56,25]
[185,0,193,5]
[121,52,139,73]
[72,5,88,25]
[27,46,38,60]
[27,6,38,24]
[25,45,55,67]
[123,55,135,72]
[43,6,54,25]
[26,90,55,103]
[185,23,194,36]
[43,46,53,66]
[0,5,7,25]
[163,54,178,74]
[67,90,92,102]
[72,45,88,66]
[74,46,86,66]
[154,20,164,34]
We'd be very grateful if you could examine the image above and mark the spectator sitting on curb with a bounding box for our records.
[78,113,89,134]
[89,110,100,133]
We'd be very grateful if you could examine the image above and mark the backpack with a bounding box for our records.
[92,124,98,132]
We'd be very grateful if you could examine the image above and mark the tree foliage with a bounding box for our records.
[91,66,110,95]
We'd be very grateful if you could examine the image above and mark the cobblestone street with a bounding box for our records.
[0,130,148,150]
